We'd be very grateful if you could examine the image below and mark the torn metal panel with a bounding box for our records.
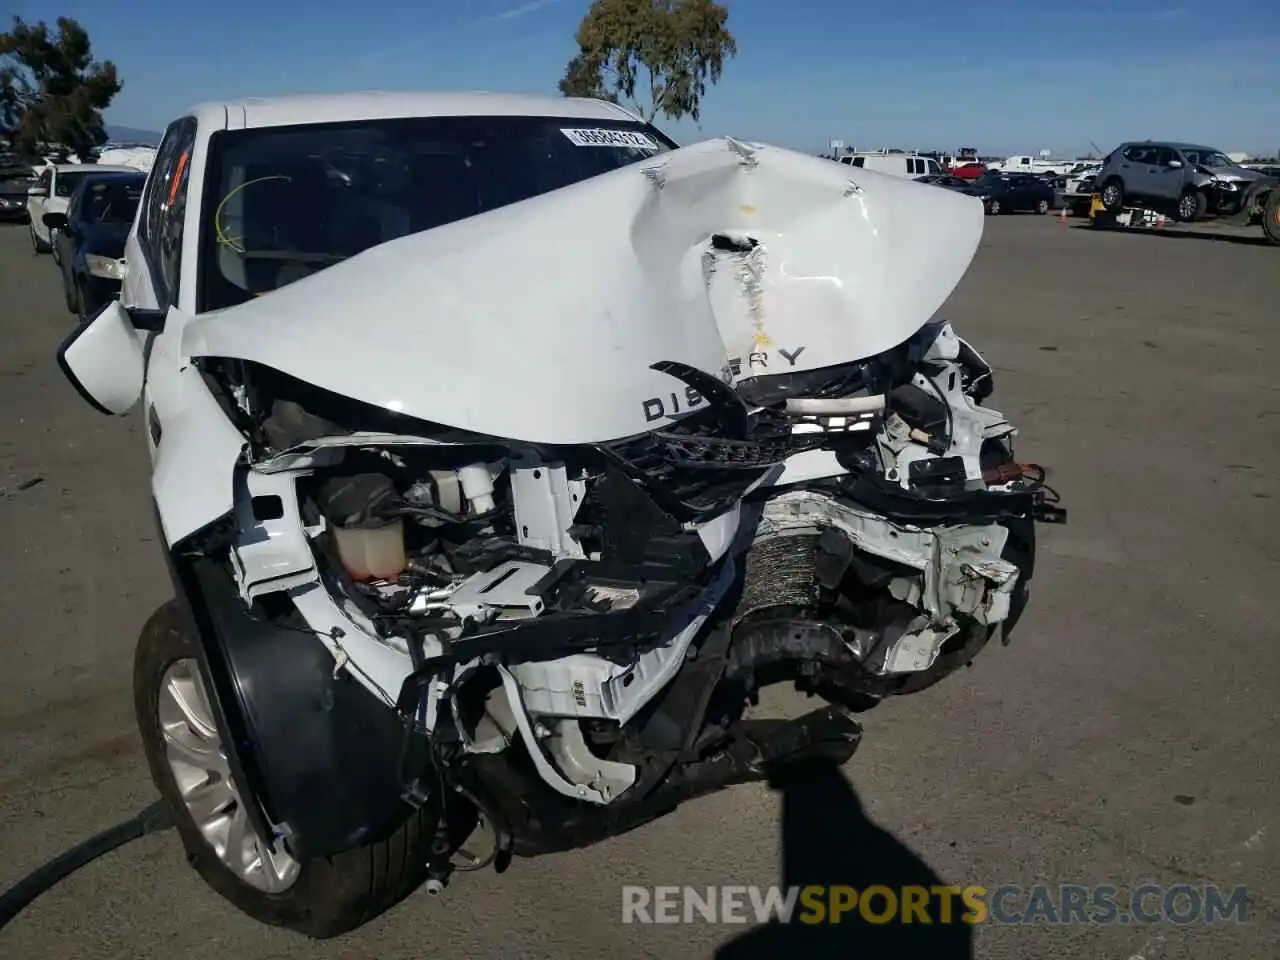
[229,469,319,602]
[755,489,1018,651]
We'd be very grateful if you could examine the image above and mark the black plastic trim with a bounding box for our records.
[156,510,278,850]
[162,512,410,858]
[129,308,167,332]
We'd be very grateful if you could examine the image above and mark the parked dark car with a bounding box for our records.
[0,151,39,222]
[962,172,1055,215]
[43,171,144,318]
[915,174,971,190]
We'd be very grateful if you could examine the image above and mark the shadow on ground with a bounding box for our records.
[715,762,973,960]
[1066,221,1275,246]
[1141,228,1274,247]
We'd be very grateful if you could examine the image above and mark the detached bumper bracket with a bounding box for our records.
[1033,501,1068,524]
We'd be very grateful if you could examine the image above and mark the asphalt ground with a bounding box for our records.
[1,211,1277,959]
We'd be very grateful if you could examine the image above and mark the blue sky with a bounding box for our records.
[11,0,1280,156]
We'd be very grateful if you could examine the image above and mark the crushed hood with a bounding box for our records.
[183,137,984,445]
[1204,165,1268,183]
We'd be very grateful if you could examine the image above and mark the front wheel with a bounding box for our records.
[135,600,439,939]
[1176,189,1207,223]
[1262,189,1280,245]
[1100,178,1124,211]
[30,223,51,254]
[62,265,80,315]
[1035,198,1050,214]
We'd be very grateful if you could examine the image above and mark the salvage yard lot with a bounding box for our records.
[1,214,1277,959]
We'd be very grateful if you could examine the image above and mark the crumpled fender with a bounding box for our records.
[150,361,247,547]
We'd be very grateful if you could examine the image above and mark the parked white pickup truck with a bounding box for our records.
[988,154,1074,176]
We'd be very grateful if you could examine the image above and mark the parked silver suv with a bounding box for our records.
[1095,141,1272,222]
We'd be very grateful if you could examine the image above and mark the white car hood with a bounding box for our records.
[182,137,983,445]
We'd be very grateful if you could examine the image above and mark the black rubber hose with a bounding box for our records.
[0,800,174,932]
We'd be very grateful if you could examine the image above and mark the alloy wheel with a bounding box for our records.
[158,658,301,893]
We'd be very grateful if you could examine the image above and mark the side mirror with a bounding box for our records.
[1167,160,1183,169]
[55,302,165,415]
[42,211,69,231]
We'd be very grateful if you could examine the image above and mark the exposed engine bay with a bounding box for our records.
[180,309,1062,874]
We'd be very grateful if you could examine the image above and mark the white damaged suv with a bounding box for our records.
[57,91,1064,938]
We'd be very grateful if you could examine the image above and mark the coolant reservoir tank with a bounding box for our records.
[317,473,406,581]
[332,519,406,582]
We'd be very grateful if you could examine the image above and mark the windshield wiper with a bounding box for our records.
[230,250,350,264]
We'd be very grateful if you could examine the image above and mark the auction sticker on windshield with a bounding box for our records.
[560,128,659,149]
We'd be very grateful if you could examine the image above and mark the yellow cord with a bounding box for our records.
[213,174,292,253]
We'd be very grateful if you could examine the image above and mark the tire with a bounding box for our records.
[62,264,80,315]
[1262,189,1280,245]
[1100,177,1124,211]
[135,600,438,939]
[1035,198,1050,214]
[30,223,51,254]
[985,198,1002,215]
[1176,189,1207,223]
[885,443,1035,697]
[76,282,97,323]
[807,439,1036,707]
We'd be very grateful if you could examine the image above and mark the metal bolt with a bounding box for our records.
[576,785,588,797]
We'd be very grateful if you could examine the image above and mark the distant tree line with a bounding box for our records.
[3,4,740,162]
[0,15,120,159]
[557,0,736,126]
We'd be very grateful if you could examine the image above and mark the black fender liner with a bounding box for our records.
[159,507,411,860]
